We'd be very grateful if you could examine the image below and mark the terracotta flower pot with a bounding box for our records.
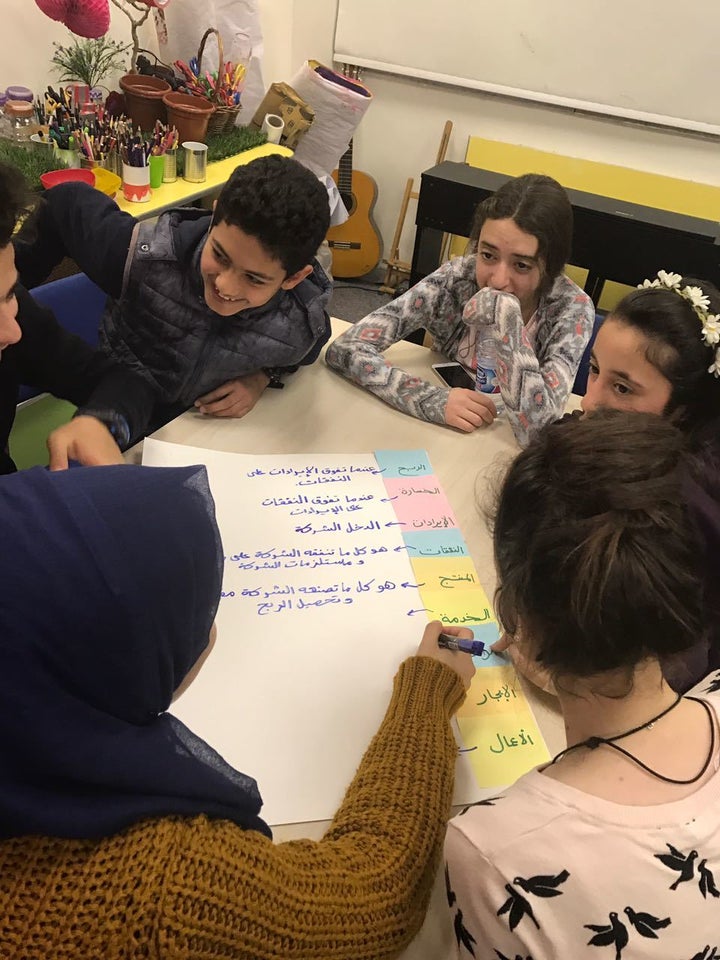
[119,74,170,131]
[162,92,215,146]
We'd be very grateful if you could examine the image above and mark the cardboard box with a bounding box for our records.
[251,82,314,151]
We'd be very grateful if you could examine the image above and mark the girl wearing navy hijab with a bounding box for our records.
[0,463,472,959]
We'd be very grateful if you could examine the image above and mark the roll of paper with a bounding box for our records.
[290,61,373,174]
[262,113,284,144]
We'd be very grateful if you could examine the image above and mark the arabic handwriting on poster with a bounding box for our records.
[475,683,519,706]
[247,464,383,483]
[489,729,535,753]
[373,449,432,479]
[441,609,492,624]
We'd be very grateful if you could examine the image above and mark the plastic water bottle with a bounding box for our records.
[475,334,504,416]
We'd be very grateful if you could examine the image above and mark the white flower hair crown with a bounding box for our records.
[639,270,720,377]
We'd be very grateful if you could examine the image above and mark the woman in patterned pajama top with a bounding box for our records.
[325,173,595,448]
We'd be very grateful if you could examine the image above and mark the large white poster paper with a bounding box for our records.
[142,438,429,825]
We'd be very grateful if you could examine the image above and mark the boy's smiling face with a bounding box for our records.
[199,220,312,317]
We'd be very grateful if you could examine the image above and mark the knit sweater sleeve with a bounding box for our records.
[325,258,478,425]
[161,656,465,960]
[464,277,594,447]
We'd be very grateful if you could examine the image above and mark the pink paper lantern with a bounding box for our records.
[34,0,111,39]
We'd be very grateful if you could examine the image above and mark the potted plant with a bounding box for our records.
[51,34,131,91]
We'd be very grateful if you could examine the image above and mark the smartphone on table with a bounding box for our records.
[432,362,475,390]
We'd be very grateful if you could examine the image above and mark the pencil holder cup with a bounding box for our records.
[162,149,177,183]
[182,141,208,183]
[55,147,81,169]
[122,162,151,203]
[102,150,122,177]
[80,157,101,171]
[148,154,164,189]
[29,133,54,154]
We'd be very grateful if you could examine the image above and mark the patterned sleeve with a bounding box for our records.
[444,822,526,958]
[325,258,477,425]
[465,278,595,447]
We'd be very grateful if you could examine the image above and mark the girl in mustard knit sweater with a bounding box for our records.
[0,462,473,960]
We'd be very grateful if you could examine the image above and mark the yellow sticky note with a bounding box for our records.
[417,587,493,626]
[410,556,484,594]
[458,702,549,787]
[458,665,523,719]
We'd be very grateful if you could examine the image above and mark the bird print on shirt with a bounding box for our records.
[585,906,670,959]
[497,870,570,931]
[623,906,671,938]
[698,860,720,899]
[585,912,629,960]
[655,844,699,890]
[497,883,540,932]
[688,947,719,960]
[446,864,477,956]
[656,844,719,898]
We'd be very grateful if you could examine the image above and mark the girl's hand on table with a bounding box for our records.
[444,388,497,432]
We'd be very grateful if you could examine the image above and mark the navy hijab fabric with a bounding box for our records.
[0,464,270,840]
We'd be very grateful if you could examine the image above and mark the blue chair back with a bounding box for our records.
[572,312,605,396]
[19,274,108,403]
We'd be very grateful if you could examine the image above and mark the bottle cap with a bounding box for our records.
[4,100,34,117]
[5,85,33,102]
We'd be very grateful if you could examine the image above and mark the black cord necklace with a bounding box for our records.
[550,694,716,785]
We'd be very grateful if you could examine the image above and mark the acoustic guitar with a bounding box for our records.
[326,137,383,278]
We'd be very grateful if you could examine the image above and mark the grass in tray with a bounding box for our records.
[175,126,268,176]
[0,140,68,192]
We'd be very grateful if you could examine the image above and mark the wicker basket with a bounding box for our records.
[197,28,241,137]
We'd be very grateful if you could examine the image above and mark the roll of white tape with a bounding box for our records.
[262,113,284,144]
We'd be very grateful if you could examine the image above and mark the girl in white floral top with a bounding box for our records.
[325,173,595,447]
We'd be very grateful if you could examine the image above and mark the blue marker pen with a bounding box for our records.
[438,633,485,656]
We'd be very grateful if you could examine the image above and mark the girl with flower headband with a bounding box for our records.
[496,270,720,694]
[582,269,720,448]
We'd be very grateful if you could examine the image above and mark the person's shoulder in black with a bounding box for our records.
[13,182,134,297]
[0,281,156,474]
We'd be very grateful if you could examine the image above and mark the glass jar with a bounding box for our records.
[4,100,35,143]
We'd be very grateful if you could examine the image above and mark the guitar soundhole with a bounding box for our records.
[340,191,356,216]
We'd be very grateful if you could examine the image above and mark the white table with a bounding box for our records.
[130,318,565,959]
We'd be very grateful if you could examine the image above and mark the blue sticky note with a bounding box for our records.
[374,449,433,479]
[468,623,508,668]
[402,529,469,557]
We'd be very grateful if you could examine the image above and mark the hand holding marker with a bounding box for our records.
[438,633,485,656]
